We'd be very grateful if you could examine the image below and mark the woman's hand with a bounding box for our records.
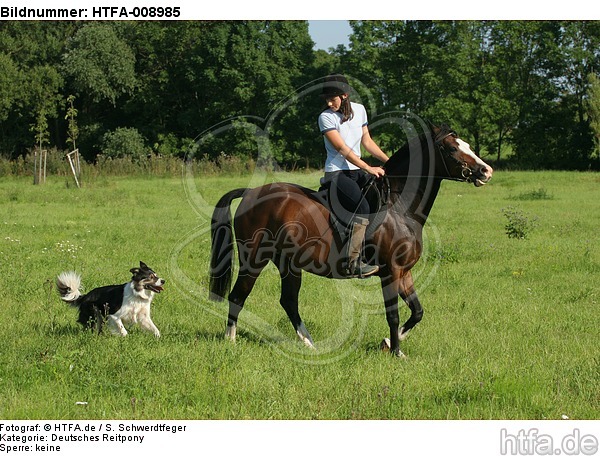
[366,165,386,178]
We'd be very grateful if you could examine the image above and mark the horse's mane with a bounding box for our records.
[383,123,452,175]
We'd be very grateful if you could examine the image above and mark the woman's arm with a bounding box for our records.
[361,126,389,164]
[324,129,385,177]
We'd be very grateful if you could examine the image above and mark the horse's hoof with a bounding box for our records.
[380,338,391,352]
[380,338,407,358]
[225,325,237,343]
[299,335,316,349]
[398,327,411,342]
[394,350,407,359]
[296,323,316,349]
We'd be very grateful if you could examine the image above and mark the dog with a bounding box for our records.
[56,261,165,337]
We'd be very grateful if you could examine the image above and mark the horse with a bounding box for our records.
[208,124,493,357]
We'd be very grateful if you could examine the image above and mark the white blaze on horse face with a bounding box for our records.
[455,138,493,184]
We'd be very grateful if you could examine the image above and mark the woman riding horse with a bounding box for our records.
[318,74,389,278]
[209,102,494,357]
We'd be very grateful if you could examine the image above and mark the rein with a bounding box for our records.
[382,129,474,188]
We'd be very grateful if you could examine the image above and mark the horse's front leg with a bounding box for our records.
[380,270,404,358]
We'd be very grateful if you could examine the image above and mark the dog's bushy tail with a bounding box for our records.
[56,271,82,305]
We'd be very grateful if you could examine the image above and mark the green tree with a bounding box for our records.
[346,21,493,155]
[60,23,137,158]
[0,54,20,123]
[490,21,563,168]
[63,23,136,106]
[0,22,74,157]
[0,53,22,156]
[123,21,316,166]
[345,20,387,103]
[3,20,600,170]
[557,21,600,168]
[585,72,600,161]
[27,65,62,148]
[65,95,79,151]
[31,107,49,152]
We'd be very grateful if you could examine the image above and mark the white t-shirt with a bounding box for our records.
[318,101,368,172]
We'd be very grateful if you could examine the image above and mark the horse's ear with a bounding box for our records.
[425,119,438,133]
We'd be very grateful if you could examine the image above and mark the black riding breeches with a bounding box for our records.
[323,169,370,225]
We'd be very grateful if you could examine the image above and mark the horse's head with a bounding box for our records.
[433,126,493,187]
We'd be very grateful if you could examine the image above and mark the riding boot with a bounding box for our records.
[345,216,379,278]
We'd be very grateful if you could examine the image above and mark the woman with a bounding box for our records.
[318,74,389,278]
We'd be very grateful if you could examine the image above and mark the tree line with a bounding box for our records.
[1,20,599,170]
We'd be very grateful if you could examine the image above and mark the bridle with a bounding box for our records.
[382,129,475,186]
[434,130,475,184]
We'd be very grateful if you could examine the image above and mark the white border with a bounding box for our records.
[2,0,599,20]
[1,420,599,455]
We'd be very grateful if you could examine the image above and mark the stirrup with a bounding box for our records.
[346,261,379,279]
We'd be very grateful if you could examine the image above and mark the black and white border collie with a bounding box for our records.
[56,261,165,337]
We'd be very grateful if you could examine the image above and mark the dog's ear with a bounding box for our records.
[130,268,140,275]
[139,261,148,270]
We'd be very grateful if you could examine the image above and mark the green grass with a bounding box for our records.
[0,170,598,419]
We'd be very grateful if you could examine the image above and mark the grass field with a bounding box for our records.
[0,169,598,420]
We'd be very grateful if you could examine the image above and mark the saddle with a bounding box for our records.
[311,176,390,240]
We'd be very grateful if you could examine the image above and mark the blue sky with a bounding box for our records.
[308,21,352,51]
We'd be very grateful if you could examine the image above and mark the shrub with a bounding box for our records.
[510,187,553,201]
[101,127,147,161]
[153,133,196,158]
[502,206,538,239]
[0,148,72,178]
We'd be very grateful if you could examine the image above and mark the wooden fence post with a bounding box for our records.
[66,149,81,188]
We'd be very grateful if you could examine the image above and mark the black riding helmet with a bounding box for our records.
[320,74,351,98]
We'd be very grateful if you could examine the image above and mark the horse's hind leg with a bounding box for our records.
[399,292,423,341]
[226,272,261,342]
[276,257,314,348]
[398,273,423,341]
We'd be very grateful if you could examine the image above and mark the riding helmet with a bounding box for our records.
[320,74,351,97]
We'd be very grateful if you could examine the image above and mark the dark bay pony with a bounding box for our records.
[209,125,493,357]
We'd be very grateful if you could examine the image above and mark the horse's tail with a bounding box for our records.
[209,188,247,302]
